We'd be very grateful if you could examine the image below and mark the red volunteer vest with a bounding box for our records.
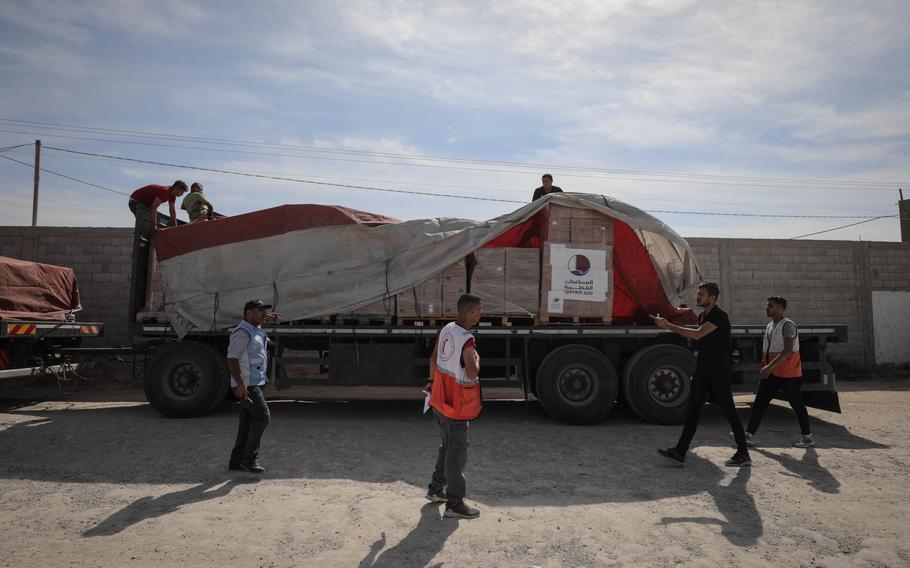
[429,322,482,420]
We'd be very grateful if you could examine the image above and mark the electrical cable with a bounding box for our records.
[13,145,894,219]
[2,118,904,190]
[790,216,900,239]
[0,154,129,196]
[2,143,898,216]
[0,142,33,153]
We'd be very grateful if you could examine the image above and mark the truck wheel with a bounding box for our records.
[535,345,618,424]
[144,341,229,418]
[623,344,695,424]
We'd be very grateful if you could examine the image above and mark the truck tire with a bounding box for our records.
[144,341,229,418]
[622,344,695,424]
[535,345,618,424]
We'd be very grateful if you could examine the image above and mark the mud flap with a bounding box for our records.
[800,390,841,413]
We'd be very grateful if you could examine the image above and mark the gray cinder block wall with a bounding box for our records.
[0,227,134,344]
[688,238,910,369]
[1,227,908,369]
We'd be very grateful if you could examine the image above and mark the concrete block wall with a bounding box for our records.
[2,227,909,368]
[689,238,910,368]
[0,227,134,345]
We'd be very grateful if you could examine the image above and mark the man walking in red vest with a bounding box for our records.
[425,293,483,519]
[744,296,814,448]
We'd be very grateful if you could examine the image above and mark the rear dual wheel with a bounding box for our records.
[535,345,618,424]
[622,344,695,424]
[144,341,229,418]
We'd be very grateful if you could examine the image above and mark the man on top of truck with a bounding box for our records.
[181,182,216,222]
[128,180,188,233]
[532,173,563,201]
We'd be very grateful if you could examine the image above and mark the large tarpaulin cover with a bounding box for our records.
[0,256,82,321]
[155,194,701,338]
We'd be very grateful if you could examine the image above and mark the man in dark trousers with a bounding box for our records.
[651,281,752,467]
[128,180,188,233]
[425,293,483,519]
[743,296,814,448]
[532,173,563,200]
[228,299,281,473]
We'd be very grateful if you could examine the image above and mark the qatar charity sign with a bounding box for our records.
[546,244,610,314]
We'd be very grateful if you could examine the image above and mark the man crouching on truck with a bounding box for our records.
[228,299,281,474]
[425,293,483,519]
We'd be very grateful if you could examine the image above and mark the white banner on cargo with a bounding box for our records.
[549,246,609,303]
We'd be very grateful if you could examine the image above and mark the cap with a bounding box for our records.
[243,299,272,312]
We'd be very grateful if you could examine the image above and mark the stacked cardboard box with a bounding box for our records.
[471,249,506,314]
[396,273,443,319]
[349,297,397,317]
[442,259,468,317]
[504,248,540,316]
[547,204,614,246]
[540,205,614,321]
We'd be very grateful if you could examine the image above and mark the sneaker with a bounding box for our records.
[657,447,686,467]
[725,450,752,467]
[240,460,266,474]
[426,488,447,503]
[729,431,756,448]
[228,461,243,471]
[444,501,480,519]
[794,434,815,448]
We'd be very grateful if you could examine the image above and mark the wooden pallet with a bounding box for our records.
[536,314,612,325]
[397,315,539,327]
[334,315,395,326]
[396,317,443,327]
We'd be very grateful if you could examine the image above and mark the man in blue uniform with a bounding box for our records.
[228,299,280,473]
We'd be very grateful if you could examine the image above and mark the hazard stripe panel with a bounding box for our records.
[80,325,101,335]
[7,324,38,335]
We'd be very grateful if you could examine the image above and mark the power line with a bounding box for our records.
[2,118,904,191]
[0,125,895,192]
[0,142,32,153]
[21,145,898,219]
[2,144,898,216]
[790,216,899,239]
[0,153,129,196]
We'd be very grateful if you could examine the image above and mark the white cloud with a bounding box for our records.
[170,86,266,113]
[0,43,88,76]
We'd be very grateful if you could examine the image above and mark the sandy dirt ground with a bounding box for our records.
[0,378,909,567]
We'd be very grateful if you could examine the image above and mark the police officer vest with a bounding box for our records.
[231,319,269,387]
[429,322,482,420]
[761,317,802,378]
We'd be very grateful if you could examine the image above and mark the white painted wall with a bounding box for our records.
[872,291,910,365]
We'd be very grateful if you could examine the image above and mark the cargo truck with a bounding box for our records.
[0,255,104,379]
[129,194,844,423]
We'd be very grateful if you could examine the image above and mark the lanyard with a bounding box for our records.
[765,319,785,360]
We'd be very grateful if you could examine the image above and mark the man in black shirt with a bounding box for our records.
[650,281,751,467]
[532,173,563,201]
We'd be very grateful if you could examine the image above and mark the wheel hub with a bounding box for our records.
[558,367,595,403]
[647,365,688,406]
[166,362,203,398]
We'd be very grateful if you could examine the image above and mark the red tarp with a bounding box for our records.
[0,256,81,321]
[482,211,696,325]
[155,201,695,326]
[154,204,399,262]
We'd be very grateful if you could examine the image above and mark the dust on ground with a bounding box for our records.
[0,377,908,567]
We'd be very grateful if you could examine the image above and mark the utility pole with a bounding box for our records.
[31,139,41,227]
[900,188,910,243]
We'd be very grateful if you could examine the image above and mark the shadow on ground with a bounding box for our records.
[0,397,880,545]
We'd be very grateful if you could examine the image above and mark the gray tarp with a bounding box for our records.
[159,193,700,337]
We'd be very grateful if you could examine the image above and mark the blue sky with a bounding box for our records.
[1,0,908,240]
